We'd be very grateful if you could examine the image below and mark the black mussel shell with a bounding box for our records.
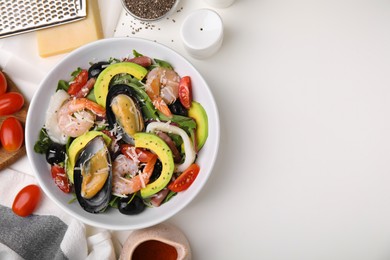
[106,84,144,142]
[74,136,112,213]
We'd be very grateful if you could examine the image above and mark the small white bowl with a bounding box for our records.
[120,223,192,259]
[180,9,224,59]
[121,0,180,21]
[25,38,220,230]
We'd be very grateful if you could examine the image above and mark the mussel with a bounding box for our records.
[74,136,112,213]
[106,84,144,143]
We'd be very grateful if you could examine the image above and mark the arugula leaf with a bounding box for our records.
[153,59,173,69]
[109,196,120,208]
[34,128,52,154]
[56,80,69,92]
[163,191,177,204]
[86,88,97,102]
[133,49,143,57]
[157,112,197,133]
[70,67,83,79]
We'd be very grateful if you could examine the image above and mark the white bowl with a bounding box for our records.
[25,38,220,230]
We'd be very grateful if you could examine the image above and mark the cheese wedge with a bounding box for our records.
[37,0,103,57]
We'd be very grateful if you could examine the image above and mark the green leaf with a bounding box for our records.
[157,112,197,132]
[86,88,96,102]
[163,191,177,204]
[34,128,52,154]
[153,59,173,69]
[133,49,143,57]
[68,194,77,204]
[71,67,83,79]
[109,196,120,208]
[56,80,69,92]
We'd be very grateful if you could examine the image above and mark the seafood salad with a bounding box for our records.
[34,51,208,215]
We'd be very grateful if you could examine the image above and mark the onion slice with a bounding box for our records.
[44,89,70,144]
[146,121,196,173]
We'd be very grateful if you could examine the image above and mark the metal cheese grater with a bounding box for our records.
[0,0,87,38]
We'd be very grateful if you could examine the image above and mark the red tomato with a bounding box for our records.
[67,69,88,96]
[12,184,41,217]
[178,76,192,109]
[0,117,24,152]
[121,144,156,163]
[0,92,24,116]
[0,71,7,95]
[168,163,200,192]
[51,164,71,193]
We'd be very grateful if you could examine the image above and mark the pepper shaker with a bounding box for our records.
[180,9,224,59]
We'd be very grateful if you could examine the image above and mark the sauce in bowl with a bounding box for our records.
[132,240,178,260]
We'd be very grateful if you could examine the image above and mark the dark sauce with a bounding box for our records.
[132,240,178,260]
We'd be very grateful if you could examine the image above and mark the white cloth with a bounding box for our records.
[0,169,117,260]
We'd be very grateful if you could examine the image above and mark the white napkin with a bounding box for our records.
[0,169,118,260]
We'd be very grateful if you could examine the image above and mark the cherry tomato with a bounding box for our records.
[67,69,88,96]
[0,117,24,152]
[12,184,41,217]
[0,71,7,95]
[0,92,24,116]
[121,144,156,163]
[51,164,71,193]
[178,76,192,109]
[168,163,200,192]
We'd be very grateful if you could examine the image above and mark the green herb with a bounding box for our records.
[86,88,96,102]
[34,128,52,154]
[133,49,143,57]
[56,80,69,92]
[168,133,183,148]
[68,194,77,204]
[158,112,196,132]
[71,67,83,79]
[127,193,137,204]
[109,196,120,208]
[163,191,177,204]
[153,58,173,69]
[108,57,121,64]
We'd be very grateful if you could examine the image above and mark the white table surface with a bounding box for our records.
[2,0,390,259]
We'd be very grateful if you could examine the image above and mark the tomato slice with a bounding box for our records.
[0,92,24,116]
[168,163,200,192]
[178,76,192,109]
[0,117,24,152]
[67,69,88,96]
[0,71,7,96]
[51,164,71,193]
[12,184,41,217]
[121,144,156,163]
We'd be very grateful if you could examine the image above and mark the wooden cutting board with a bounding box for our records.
[0,72,29,170]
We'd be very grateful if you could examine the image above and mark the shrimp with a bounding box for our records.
[57,98,106,137]
[145,67,180,117]
[112,149,158,196]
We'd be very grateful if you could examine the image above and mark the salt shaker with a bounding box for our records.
[180,9,224,59]
[204,0,235,8]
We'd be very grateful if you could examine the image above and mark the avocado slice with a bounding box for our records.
[134,132,175,198]
[188,101,208,150]
[66,131,111,183]
[94,62,148,107]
